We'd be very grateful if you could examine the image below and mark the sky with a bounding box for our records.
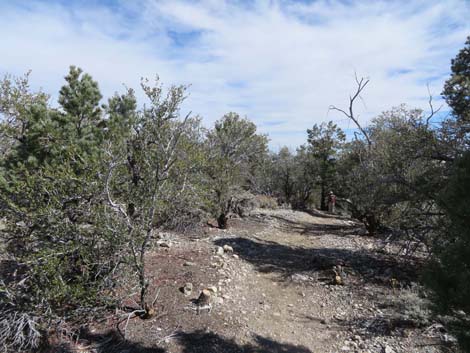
[0,0,469,149]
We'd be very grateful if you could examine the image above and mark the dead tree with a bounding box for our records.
[329,73,371,148]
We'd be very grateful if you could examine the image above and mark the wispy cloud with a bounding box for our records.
[0,0,468,148]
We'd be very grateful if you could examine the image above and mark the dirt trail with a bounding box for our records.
[72,209,448,353]
[205,209,443,353]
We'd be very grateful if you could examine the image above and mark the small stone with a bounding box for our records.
[383,346,395,353]
[223,245,234,253]
[232,254,239,259]
[181,282,193,296]
[207,286,218,294]
[159,242,171,248]
[291,273,309,282]
[216,246,224,255]
[273,312,281,317]
[183,261,196,267]
[340,346,350,351]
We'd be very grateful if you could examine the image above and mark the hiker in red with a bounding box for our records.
[327,191,336,213]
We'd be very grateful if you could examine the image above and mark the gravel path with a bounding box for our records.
[61,209,452,353]
[207,209,447,353]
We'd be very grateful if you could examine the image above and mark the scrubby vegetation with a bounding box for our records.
[0,37,469,353]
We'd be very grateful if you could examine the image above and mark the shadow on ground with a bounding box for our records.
[46,328,166,353]
[178,330,313,353]
[47,329,312,353]
[0,259,28,285]
[214,237,417,286]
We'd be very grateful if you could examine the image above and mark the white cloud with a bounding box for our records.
[0,0,468,149]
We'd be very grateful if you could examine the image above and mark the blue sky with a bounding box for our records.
[0,0,469,149]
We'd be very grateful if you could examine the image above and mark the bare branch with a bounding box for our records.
[105,161,131,226]
[329,73,371,147]
[425,84,443,127]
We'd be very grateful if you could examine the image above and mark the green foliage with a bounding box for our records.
[268,145,318,209]
[337,105,442,235]
[250,122,345,211]
[0,68,212,350]
[205,112,268,228]
[0,68,135,353]
[442,36,470,128]
[423,37,470,351]
[272,147,296,204]
[425,152,470,350]
[307,121,345,160]
[59,66,102,121]
[0,67,123,329]
[307,121,345,210]
[104,77,207,307]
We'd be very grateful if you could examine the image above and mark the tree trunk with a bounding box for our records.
[364,212,378,236]
[139,269,147,308]
[217,213,228,229]
[320,183,327,211]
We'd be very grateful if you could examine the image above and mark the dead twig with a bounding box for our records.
[116,309,145,339]
[156,327,182,344]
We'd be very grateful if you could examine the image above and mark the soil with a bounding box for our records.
[50,209,456,353]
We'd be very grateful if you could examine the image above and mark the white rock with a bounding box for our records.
[182,282,193,296]
[223,245,234,253]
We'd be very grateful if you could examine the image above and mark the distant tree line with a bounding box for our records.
[0,37,468,352]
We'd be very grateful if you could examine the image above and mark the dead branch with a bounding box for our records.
[151,287,161,307]
[105,159,131,228]
[0,309,42,352]
[425,84,443,127]
[116,309,145,339]
[156,327,182,344]
[329,73,371,147]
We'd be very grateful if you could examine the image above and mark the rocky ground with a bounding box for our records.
[52,209,457,353]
